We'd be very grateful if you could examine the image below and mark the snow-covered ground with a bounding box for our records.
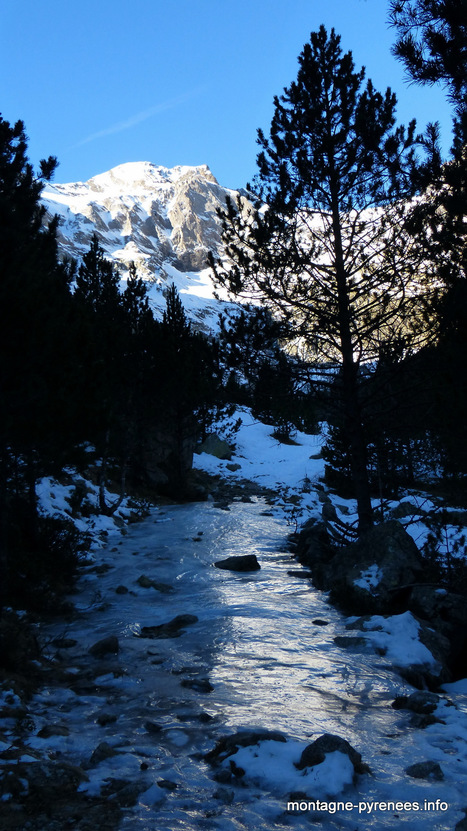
[1,409,466,829]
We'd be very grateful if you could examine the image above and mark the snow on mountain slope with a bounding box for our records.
[42,161,240,331]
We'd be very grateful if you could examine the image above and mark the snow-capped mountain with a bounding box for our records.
[42,162,239,330]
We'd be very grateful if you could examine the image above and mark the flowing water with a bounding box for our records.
[32,498,467,830]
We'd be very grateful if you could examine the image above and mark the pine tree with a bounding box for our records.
[158,284,221,493]
[389,0,467,149]
[210,27,435,533]
[390,1,467,481]
[0,115,75,607]
[0,115,72,473]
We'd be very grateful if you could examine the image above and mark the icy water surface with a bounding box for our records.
[34,499,467,830]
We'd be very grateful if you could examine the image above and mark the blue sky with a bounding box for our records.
[0,0,454,188]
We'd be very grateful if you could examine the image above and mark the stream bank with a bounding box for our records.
[1,496,467,830]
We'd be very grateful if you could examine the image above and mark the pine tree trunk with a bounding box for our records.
[331,197,373,535]
[0,449,8,611]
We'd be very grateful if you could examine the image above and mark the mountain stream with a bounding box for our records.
[28,499,467,829]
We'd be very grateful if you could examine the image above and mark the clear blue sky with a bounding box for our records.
[0,0,454,189]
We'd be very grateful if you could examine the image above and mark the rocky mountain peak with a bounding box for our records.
[42,161,234,277]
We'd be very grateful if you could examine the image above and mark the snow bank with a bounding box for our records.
[222,739,355,798]
[361,611,436,666]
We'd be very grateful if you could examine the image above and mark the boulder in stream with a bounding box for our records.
[140,614,199,639]
[214,554,260,572]
[205,729,287,764]
[405,760,444,780]
[327,521,424,615]
[391,691,441,714]
[296,733,370,776]
[88,635,119,657]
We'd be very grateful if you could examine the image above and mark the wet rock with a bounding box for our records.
[312,618,329,625]
[405,761,444,780]
[213,768,233,784]
[140,614,199,639]
[144,720,163,734]
[410,713,444,728]
[89,741,120,766]
[214,554,260,572]
[115,585,129,594]
[391,691,440,714]
[51,637,77,648]
[136,574,173,593]
[88,635,119,657]
[229,759,245,778]
[172,664,202,675]
[296,519,428,618]
[288,570,314,579]
[102,778,148,807]
[94,563,113,574]
[296,734,370,775]
[180,678,214,693]
[334,635,367,648]
[198,711,215,723]
[137,574,156,588]
[157,779,178,791]
[11,760,88,797]
[37,723,70,738]
[213,786,234,803]
[97,712,118,726]
[205,729,287,763]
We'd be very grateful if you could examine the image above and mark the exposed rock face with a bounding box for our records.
[42,162,234,278]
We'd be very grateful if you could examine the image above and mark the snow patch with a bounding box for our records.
[361,611,436,666]
[224,740,355,797]
[354,564,383,591]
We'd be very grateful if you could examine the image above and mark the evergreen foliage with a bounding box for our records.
[389,0,467,149]
[390,0,467,486]
[210,27,436,532]
[0,117,224,609]
[218,306,316,437]
[157,283,224,492]
[0,115,78,608]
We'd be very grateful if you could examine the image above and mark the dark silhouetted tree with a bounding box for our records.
[389,0,467,149]
[390,0,467,481]
[210,27,435,533]
[0,115,77,607]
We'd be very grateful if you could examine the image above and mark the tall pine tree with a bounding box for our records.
[210,27,436,532]
[0,115,76,606]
